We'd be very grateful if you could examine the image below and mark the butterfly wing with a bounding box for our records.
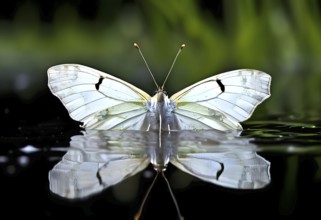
[49,149,149,199]
[49,131,151,199]
[170,150,271,189]
[48,64,151,130]
[170,69,271,131]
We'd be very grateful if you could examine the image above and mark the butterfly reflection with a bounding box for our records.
[49,130,270,199]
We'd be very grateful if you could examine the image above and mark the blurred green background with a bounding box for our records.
[1,0,321,118]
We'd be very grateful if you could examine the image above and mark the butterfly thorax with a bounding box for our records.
[147,91,177,131]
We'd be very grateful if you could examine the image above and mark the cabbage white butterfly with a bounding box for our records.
[49,130,271,219]
[47,43,271,132]
[48,44,271,219]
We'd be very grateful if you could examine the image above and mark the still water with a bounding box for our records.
[0,115,320,219]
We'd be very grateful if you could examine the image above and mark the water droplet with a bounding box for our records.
[18,156,29,167]
[20,145,39,153]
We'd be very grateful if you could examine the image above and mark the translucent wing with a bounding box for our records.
[171,151,271,189]
[170,69,271,131]
[49,131,151,199]
[49,149,149,199]
[48,64,151,130]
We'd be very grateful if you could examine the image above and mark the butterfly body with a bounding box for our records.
[48,64,271,132]
[147,90,178,131]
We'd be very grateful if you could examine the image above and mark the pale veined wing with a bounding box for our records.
[49,130,151,199]
[170,69,271,131]
[171,151,270,189]
[48,64,151,130]
[168,130,270,189]
[49,150,149,199]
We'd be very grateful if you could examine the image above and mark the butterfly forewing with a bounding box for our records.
[48,64,151,129]
[170,69,271,130]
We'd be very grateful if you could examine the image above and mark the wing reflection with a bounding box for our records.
[49,130,270,199]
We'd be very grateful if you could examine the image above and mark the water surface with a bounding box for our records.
[1,115,320,219]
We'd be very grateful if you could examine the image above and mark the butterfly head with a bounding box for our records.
[152,164,167,172]
[155,89,167,102]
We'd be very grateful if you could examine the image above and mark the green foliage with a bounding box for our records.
[1,0,321,114]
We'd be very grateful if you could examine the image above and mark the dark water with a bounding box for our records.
[0,115,320,219]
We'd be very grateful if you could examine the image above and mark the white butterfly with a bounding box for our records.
[49,130,271,199]
[47,45,271,131]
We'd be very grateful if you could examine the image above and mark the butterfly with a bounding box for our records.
[47,44,271,132]
[49,129,271,199]
[48,44,271,219]
[49,129,271,219]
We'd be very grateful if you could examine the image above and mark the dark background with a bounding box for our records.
[1,0,321,219]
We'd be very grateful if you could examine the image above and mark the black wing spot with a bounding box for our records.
[96,170,103,185]
[216,162,224,180]
[95,77,104,90]
[216,79,225,92]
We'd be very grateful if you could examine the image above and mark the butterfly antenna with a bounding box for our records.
[161,44,185,90]
[134,171,160,220]
[161,171,184,220]
[134,43,159,89]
